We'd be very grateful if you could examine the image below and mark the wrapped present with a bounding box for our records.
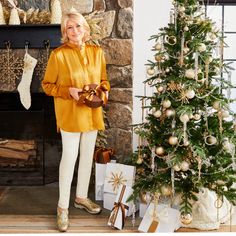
[103,192,138,216]
[94,147,114,164]
[108,185,133,230]
[95,163,106,200]
[138,203,181,232]
[104,163,136,195]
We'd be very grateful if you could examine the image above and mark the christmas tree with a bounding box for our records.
[130,0,236,222]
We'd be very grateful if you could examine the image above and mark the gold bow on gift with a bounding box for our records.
[108,185,129,229]
[77,84,108,108]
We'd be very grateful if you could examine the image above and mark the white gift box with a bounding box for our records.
[104,163,136,195]
[95,163,107,200]
[95,160,116,201]
[108,185,134,230]
[138,203,181,232]
[103,192,138,216]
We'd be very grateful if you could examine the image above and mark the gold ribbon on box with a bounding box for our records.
[77,84,108,108]
[108,185,129,229]
[107,171,127,193]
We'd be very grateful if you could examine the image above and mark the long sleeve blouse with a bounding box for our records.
[42,42,110,132]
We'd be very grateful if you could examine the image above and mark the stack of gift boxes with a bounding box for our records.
[95,158,181,232]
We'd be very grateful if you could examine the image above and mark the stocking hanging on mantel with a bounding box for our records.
[50,0,62,24]
[17,53,38,110]
[0,2,6,25]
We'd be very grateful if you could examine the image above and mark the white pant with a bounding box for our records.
[58,129,98,209]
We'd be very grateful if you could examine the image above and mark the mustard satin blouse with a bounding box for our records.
[42,42,110,132]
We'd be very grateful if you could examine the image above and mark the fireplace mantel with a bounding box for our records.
[0,24,61,49]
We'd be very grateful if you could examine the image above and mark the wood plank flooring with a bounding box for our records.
[0,215,235,233]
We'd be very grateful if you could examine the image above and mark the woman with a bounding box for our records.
[42,10,110,232]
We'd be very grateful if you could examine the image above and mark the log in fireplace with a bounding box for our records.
[0,92,61,185]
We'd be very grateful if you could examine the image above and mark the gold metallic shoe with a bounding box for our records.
[74,198,102,215]
[57,208,69,232]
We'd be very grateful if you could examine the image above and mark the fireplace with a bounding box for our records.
[0,92,61,185]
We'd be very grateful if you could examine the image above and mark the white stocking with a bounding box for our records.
[17,53,37,110]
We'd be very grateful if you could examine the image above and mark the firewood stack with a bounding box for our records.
[0,138,38,168]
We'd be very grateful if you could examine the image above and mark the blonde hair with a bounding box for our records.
[61,11,91,44]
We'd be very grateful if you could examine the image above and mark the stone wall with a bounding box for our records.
[61,0,134,160]
[1,0,133,160]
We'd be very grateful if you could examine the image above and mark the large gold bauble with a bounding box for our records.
[180,212,193,225]
[180,114,189,123]
[173,164,181,171]
[153,110,162,118]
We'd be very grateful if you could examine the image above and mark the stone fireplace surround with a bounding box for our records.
[0,0,133,185]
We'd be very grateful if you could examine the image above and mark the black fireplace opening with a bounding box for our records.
[0,92,61,185]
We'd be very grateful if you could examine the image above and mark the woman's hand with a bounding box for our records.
[69,87,82,101]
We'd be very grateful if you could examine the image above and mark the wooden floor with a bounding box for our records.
[0,215,235,233]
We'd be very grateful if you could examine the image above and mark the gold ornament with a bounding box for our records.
[173,164,181,171]
[153,110,162,118]
[155,146,164,156]
[167,81,183,92]
[147,68,155,76]
[136,155,143,164]
[165,35,177,45]
[181,161,190,171]
[194,113,201,120]
[198,43,207,52]
[155,43,162,50]
[166,109,175,117]
[185,69,195,79]
[185,90,195,99]
[205,135,217,145]
[160,185,172,196]
[157,86,164,93]
[162,99,171,108]
[212,101,221,110]
[168,136,178,145]
[180,212,193,225]
[180,114,189,123]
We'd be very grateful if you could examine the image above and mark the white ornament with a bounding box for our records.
[198,43,206,52]
[165,68,170,73]
[162,100,171,108]
[51,0,62,24]
[181,161,190,171]
[180,114,189,123]
[153,110,162,118]
[0,2,6,25]
[186,90,195,99]
[169,136,178,145]
[9,8,20,25]
[185,69,195,79]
